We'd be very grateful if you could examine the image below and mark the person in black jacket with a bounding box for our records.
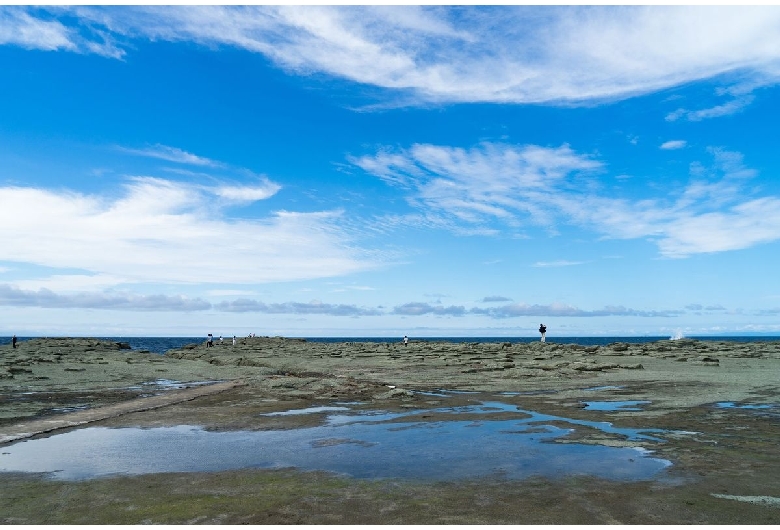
[539,324,546,343]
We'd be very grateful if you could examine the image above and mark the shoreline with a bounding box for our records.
[0,334,780,354]
[3,335,780,424]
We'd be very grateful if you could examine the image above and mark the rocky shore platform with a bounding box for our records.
[2,336,780,523]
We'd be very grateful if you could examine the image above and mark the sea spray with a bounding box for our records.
[670,329,684,340]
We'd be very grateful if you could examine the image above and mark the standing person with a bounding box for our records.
[403,335,408,346]
[232,335,236,346]
[539,324,547,343]
[219,335,223,344]
[207,333,213,348]
[12,335,17,349]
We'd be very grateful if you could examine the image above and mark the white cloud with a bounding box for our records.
[391,301,685,318]
[656,197,780,257]
[351,143,601,229]
[0,6,123,58]
[660,140,687,150]
[393,302,466,317]
[118,144,222,167]
[116,145,283,203]
[213,183,281,203]
[482,296,512,302]
[544,150,780,257]
[532,260,586,268]
[471,303,683,318]
[214,299,383,316]
[5,6,780,106]
[0,285,211,311]
[665,95,755,122]
[0,177,379,288]
[0,8,76,52]
[12,274,127,292]
[356,142,780,258]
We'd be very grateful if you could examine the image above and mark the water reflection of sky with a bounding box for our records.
[0,398,672,482]
[714,402,779,419]
[715,402,774,410]
[582,401,651,412]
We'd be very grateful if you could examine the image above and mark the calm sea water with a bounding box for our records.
[1,335,779,355]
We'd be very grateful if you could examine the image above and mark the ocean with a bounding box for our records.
[2,335,780,355]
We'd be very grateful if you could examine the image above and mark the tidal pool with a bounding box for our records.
[715,402,773,410]
[714,402,779,418]
[582,401,651,412]
[0,399,671,482]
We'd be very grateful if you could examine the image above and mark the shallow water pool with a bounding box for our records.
[0,399,672,482]
[582,400,651,412]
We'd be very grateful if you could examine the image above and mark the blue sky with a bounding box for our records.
[2,5,780,337]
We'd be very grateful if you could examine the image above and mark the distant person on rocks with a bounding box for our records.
[12,335,17,349]
[207,333,214,348]
[219,335,223,344]
[539,324,547,343]
[403,335,408,346]
[232,335,236,346]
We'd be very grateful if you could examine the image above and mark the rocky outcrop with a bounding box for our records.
[3,336,780,427]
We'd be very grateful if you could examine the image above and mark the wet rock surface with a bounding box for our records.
[1,336,780,523]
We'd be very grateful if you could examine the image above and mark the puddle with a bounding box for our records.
[715,402,773,410]
[48,404,91,414]
[0,399,672,482]
[125,379,224,393]
[582,401,651,412]
[713,402,780,418]
[499,390,558,396]
[262,406,351,416]
[413,390,451,397]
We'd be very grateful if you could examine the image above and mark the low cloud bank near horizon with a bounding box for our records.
[214,299,383,317]
[0,285,211,311]
[0,285,695,319]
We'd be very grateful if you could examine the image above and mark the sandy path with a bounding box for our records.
[0,379,244,444]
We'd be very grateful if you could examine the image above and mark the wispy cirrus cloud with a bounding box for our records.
[0,8,75,51]
[351,143,601,230]
[665,95,756,122]
[532,260,586,268]
[0,6,123,58]
[212,182,281,203]
[116,143,283,203]
[4,6,780,106]
[527,148,780,257]
[117,144,222,167]
[355,142,780,258]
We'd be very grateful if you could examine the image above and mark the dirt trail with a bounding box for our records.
[0,379,244,444]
